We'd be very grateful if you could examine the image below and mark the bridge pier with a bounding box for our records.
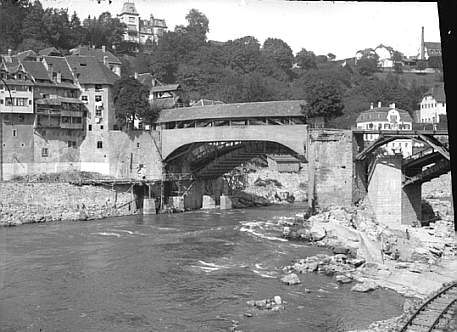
[368,155,422,228]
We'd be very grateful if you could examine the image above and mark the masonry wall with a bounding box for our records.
[79,130,163,180]
[308,129,353,208]
[367,156,403,227]
[401,183,422,226]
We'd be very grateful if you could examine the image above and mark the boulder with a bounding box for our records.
[336,274,353,284]
[348,258,366,268]
[273,296,282,305]
[281,273,301,285]
[351,280,378,292]
[309,224,327,241]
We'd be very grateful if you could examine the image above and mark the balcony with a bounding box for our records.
[60,122,84,130]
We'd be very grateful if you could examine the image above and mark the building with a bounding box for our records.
[418,84,446,124]
[419,26,442,60]
[356,102,414,157]
[66,55,120,132]
[117,2,167,45]
[69,46,122,77]
[190,99,224,107]
[136,73,183,108]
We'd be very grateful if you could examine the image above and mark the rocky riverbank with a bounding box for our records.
[0,182,135,226]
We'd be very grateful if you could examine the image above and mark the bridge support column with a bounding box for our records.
[220,195,232,210]
[169,196,185,212]
[202,195,216,209]
[402,184,422,226]
[143,198,157,215]
[368,155,422,228]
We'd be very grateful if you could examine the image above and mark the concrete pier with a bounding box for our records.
[169,196,185,212]
[220,195,232,210]
[202,195,216,209]
[143,198,157,215]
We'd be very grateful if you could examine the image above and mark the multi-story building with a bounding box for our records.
[356,102,414,157]
[118,1,167,45]
[66,56,120,132]
[419,84,446,124]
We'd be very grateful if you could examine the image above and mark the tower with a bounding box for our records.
[420,26,425,60]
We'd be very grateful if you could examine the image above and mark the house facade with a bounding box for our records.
[118,2,167,45]
[419,84,446,124]
[356,102,414,157]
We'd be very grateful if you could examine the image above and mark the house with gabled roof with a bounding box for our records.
[419,84,446,124]
[70,45,122,77]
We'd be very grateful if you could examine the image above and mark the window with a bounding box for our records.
[137,142,140,148]
[0,99,3,105]
[28,100,32,105]
[95,95,102,102]
[73,117,82,124]
[18,115,24,122]
[81,95,88,101]
[88,124,92,131]
[97,141,103,149]
[61,116,70,123]
[12,129,17,137]
[6,98,13,106]
[95,109,102,117]
[384,123,390,129]
[100,125,104,130]
[95,85,102,91]
[129,16,135,23]
[15,98,27,106]
[41,148,48,157]
[68,141,76,148]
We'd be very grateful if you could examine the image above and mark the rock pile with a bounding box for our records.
[246,295,285,312]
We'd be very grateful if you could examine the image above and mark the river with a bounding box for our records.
[0,204,404,332]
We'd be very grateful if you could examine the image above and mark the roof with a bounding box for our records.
[190,99,225,107]
[34,81,78,89]
[152,98,180,109]
[156,100,307,123]
[120,2,138,15]
[1,55,19,72]
[17,50,37,61]
[70,46,121,65]
[21,61,51,81]
[39,47,62,56]
[424,84,446,103]
[136,73,163,89]
[150,84,180,93]
[356,106,412,123]
[43,56,74,81]
[424,42,441,50]
[66,56,120,85]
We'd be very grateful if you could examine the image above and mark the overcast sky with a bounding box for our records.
[41,0,441,60]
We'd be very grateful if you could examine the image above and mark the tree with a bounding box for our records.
[295,48,317,70]
[185,9,209,41]
[20,0,46,46]
[0,0,29,52]
[69,11,85,47]
[327,53,336,61]
[261,38,294,72]
[225,36,262,74]
[298,80,344,120]
[113,77,150,129]
[416,60,427,71]
[83,12,126,48]
[428,56,443,70]
[356,54,379,76]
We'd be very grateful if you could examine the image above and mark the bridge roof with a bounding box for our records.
[155,100,307,123]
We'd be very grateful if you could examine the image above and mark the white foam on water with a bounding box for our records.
[239,227,287,242]
[109,229,134,235]
[252,269,277,278]
[254,263,266,270]
[191,265,221,272]
[94,232,121,238]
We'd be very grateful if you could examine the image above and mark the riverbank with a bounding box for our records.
[0,182,134,226]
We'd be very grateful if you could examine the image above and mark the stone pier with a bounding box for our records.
[169,196,185,212]
[220,195,232,210]
[143,198,157,215]
[202,195,216,209]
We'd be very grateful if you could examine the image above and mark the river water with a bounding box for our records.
[0,204,404,332]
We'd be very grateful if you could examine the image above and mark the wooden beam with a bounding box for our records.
[418,134,450,160]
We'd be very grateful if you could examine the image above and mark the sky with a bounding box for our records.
[41,0,441,60]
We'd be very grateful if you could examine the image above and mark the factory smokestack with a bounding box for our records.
[420,26,425,60]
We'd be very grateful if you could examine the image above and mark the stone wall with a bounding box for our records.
[0,182,134,226]
[308,129,353,208]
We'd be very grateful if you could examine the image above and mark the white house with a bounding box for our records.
[356,102,414,157]
[419,84,446,123]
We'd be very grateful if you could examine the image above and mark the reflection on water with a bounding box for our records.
[0,205,404,331]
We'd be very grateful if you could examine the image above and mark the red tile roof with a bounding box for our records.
[356,106,412,123]
[70,46,122,65]
[43,56,74,81]
[21,61,52,81]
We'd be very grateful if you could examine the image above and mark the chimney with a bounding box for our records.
[103,56,108,66]
[7,49,12,56]
[102,45,106,53]
[56,71,62,83]
[389,102,396,109]
[134,72,138,79]
[420,26,425,60]
[370,102,374,110]
[48,64,54,80]
[377,101,382,108]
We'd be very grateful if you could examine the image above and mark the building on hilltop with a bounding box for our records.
[69,45,122,77]
[418,84,446,124]
[419,26,441,60]
[117,1,167,45]
[136,73,183,108]
[356,102,415,157]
